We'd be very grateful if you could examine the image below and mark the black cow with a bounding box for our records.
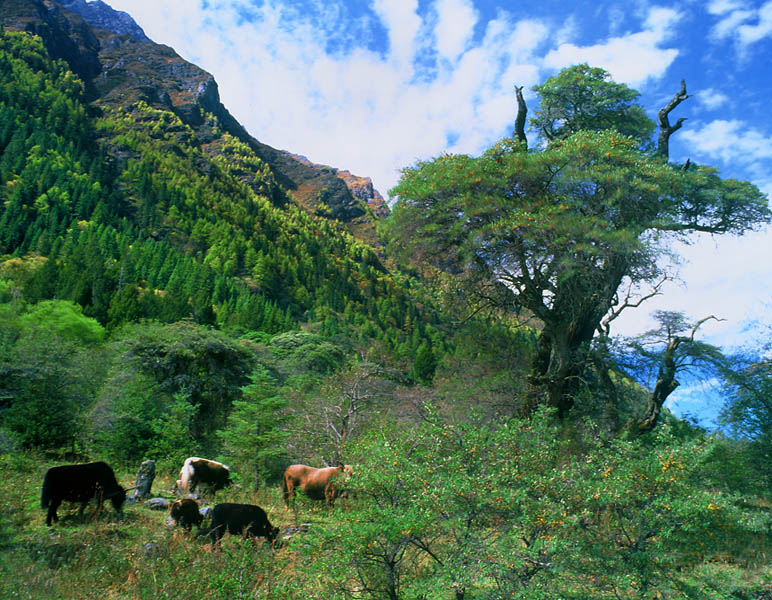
[208,503,279,546]
[41,462,126,526]
[176,457,231,496]
[169,498,204,531]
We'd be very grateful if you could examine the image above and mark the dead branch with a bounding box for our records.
[657,79,690,159]
[514,85,528,149]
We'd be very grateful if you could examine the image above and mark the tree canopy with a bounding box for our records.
[531,63,655,144]
[389,66,770,419]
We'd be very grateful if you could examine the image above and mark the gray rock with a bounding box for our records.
[132,460,156,501]
[142,542,161,558]
[145,497,170,510]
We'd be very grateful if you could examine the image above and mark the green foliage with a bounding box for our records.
[0,29,438,356]
[720,351,772,491]
[299,410,772,599]
[18,299,105,345]
[218,369,288,487]
[269,330,345,376]
[0,303,105,449]
[531,63,655,144]
[413,341,437,384]
[88,371,159,464]
[101,320,253,450]
[390,103,769,417]
[149,393,198,470]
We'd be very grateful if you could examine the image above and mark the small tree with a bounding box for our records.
[413,342,438,385]
[149,393,198,469]
[218,369,288,488]
[613,311,728,434]
[721,352,772,489]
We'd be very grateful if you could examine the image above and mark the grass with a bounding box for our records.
[3,452,772,599]
[0,452,338,599]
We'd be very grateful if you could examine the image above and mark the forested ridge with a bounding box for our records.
[2,2,772,598]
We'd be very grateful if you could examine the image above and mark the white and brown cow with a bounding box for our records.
[176,457,231,496]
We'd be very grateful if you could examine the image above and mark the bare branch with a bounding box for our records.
[599,277,668,336]
[657,79,690,159]
[514,85,528,149]
[689,315,724,340]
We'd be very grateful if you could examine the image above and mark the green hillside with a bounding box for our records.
[0,28,437,352]
[1,2,772,598]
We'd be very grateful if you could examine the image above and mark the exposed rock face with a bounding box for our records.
[336,170,390,219]
[288,154,390,224]
[0,0,387,240]
[57,0,151,42]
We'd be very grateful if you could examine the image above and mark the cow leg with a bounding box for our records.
[209,523,225,546]
[47,500,60,526]
[96,488,105,519]
[283,479,294,509]
[324,483,336,508]
[245,521,262,540]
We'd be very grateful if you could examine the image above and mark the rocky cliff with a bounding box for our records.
[57,0,151,42]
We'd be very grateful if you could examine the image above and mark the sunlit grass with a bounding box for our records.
[0,453,344,599]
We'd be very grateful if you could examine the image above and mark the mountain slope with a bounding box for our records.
[0,2,433,360]
[0,0,387,242]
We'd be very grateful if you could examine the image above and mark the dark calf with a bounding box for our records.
[208,503,279,546]
[169,498,203,531]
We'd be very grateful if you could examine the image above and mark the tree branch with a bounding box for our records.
[657,79,690,159]
[599,277,667,336]
[514,85,528,149]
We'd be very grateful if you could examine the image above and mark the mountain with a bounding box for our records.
[57,0,151,42]
[0,0,387,242]
[0,0,428,354]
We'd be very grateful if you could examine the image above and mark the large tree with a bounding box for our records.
[388,66,769,418]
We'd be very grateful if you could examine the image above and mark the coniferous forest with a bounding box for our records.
[2,2,772,598]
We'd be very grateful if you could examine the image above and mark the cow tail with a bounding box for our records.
[41,472,51,509]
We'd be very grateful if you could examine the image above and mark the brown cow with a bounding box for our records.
[169,498,203,531]
[283,464,352,509]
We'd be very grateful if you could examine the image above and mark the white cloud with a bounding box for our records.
[433,0,478,63]
[611,228,772,350]
[694,88,730,111]
[737,1,772,45]
[707,0,746,15]
[708,0,772,52]
[680,119,772,165]
[106,0,555,196]
[542,7,681,86]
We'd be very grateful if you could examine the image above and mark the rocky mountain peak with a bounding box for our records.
[57,0,150,42]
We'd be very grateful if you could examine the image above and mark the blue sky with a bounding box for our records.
[102,0,772,426]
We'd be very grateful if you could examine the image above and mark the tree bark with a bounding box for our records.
[657,79,690,159]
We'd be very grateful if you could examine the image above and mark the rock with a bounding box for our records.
[132,459,155,501]
[58,0,151,42]
[142,542,161,559]
[145,497,170,510]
